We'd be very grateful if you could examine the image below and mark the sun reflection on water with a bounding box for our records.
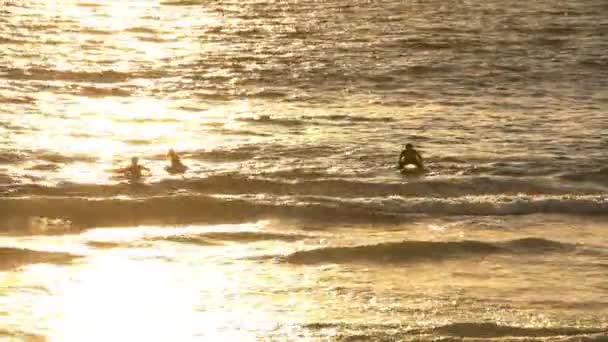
[4,223,287,341]
[29,251,272,341]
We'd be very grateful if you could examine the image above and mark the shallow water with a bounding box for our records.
[1,0,607,340]
[2,217,608,341]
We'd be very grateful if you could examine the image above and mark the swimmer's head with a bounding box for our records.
[405,143,413,150]
[167,149,178,160]
[131,157,138,164]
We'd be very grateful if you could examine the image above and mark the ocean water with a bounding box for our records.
[1,0,608,340]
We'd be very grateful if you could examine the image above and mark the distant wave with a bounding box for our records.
[3,67,163,83]
[0,37,24,44]
[300,114,395,123]
[1,150,94,165]
[86,241,130,249]
[215,128,272,137]
[0,247,79,270]
[304,321,607,339]
[160,0,204,5]
[0,152,26,164]
[195,231,308,242]
[236,116,305,127]
[187,150,255,162]
[37,152,98,164]
[155,235,219,246]
[235,114,395,128]
[430,322,607,338]
[79,86,132,97]
[284,238,574,264]
[1,194,607,230]
[124,26,159,34]
[0,94,35,104]
[560,169,608,186]
[155,231,309,246]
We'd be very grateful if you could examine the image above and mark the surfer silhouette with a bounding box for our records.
[165,149,188,174]
[117,157,150,180]
[398,143,424,170]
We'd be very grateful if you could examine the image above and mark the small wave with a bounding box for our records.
[77,2,103,7]
[1,194,606,230]
[248,89,288,99]
[156,235,218,246]
[215,128,272,137]
[26,163,61,171]
[146,176,603,198]
[0,94,35,104]
[188,151,254,162]
[431,322,606,338]
[125,26,159,34]
[81,28,114,35]
[300,114,394,123]
[236,116,305,127]
[4,67,163,83]
[86,241,129,249]
[2,150,96,164]
[560,169,608,186]
[0,216,77,235]
[0,36,24,44]
[501,237,572,252]
[137,36,174,43]
[190,231,307,243]
[37,152,98,164]
[155,231,307,246]
[0,194,402,229]
[8,175,553,198]
[80,86,132,97]
[283,238,573,264]
[0,247,80,270]
[0,152,26,164]
[161,0,204,5]
[303,321,607,340]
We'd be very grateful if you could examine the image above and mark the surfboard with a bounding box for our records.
[165,164,188,175]
[398,165,427,176]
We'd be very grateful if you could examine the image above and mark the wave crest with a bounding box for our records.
[0,247,80,270]
[1,195,606,231]
[432,322,607,338]
[285,238,574,264]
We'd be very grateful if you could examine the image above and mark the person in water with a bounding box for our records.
[398,143,424,170]
[166,149,187,174]
[118,157,150,179]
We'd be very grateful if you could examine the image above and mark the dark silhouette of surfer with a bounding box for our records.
[165,149,188,174]
[116,157,150,181]
[398,143,424,170]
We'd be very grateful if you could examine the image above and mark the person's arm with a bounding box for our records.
[115,166,129,173]
[416,151,423,162]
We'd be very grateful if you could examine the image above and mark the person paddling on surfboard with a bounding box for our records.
[165,149,188,174]
[117,157,150,180]
[398,143,424,170]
